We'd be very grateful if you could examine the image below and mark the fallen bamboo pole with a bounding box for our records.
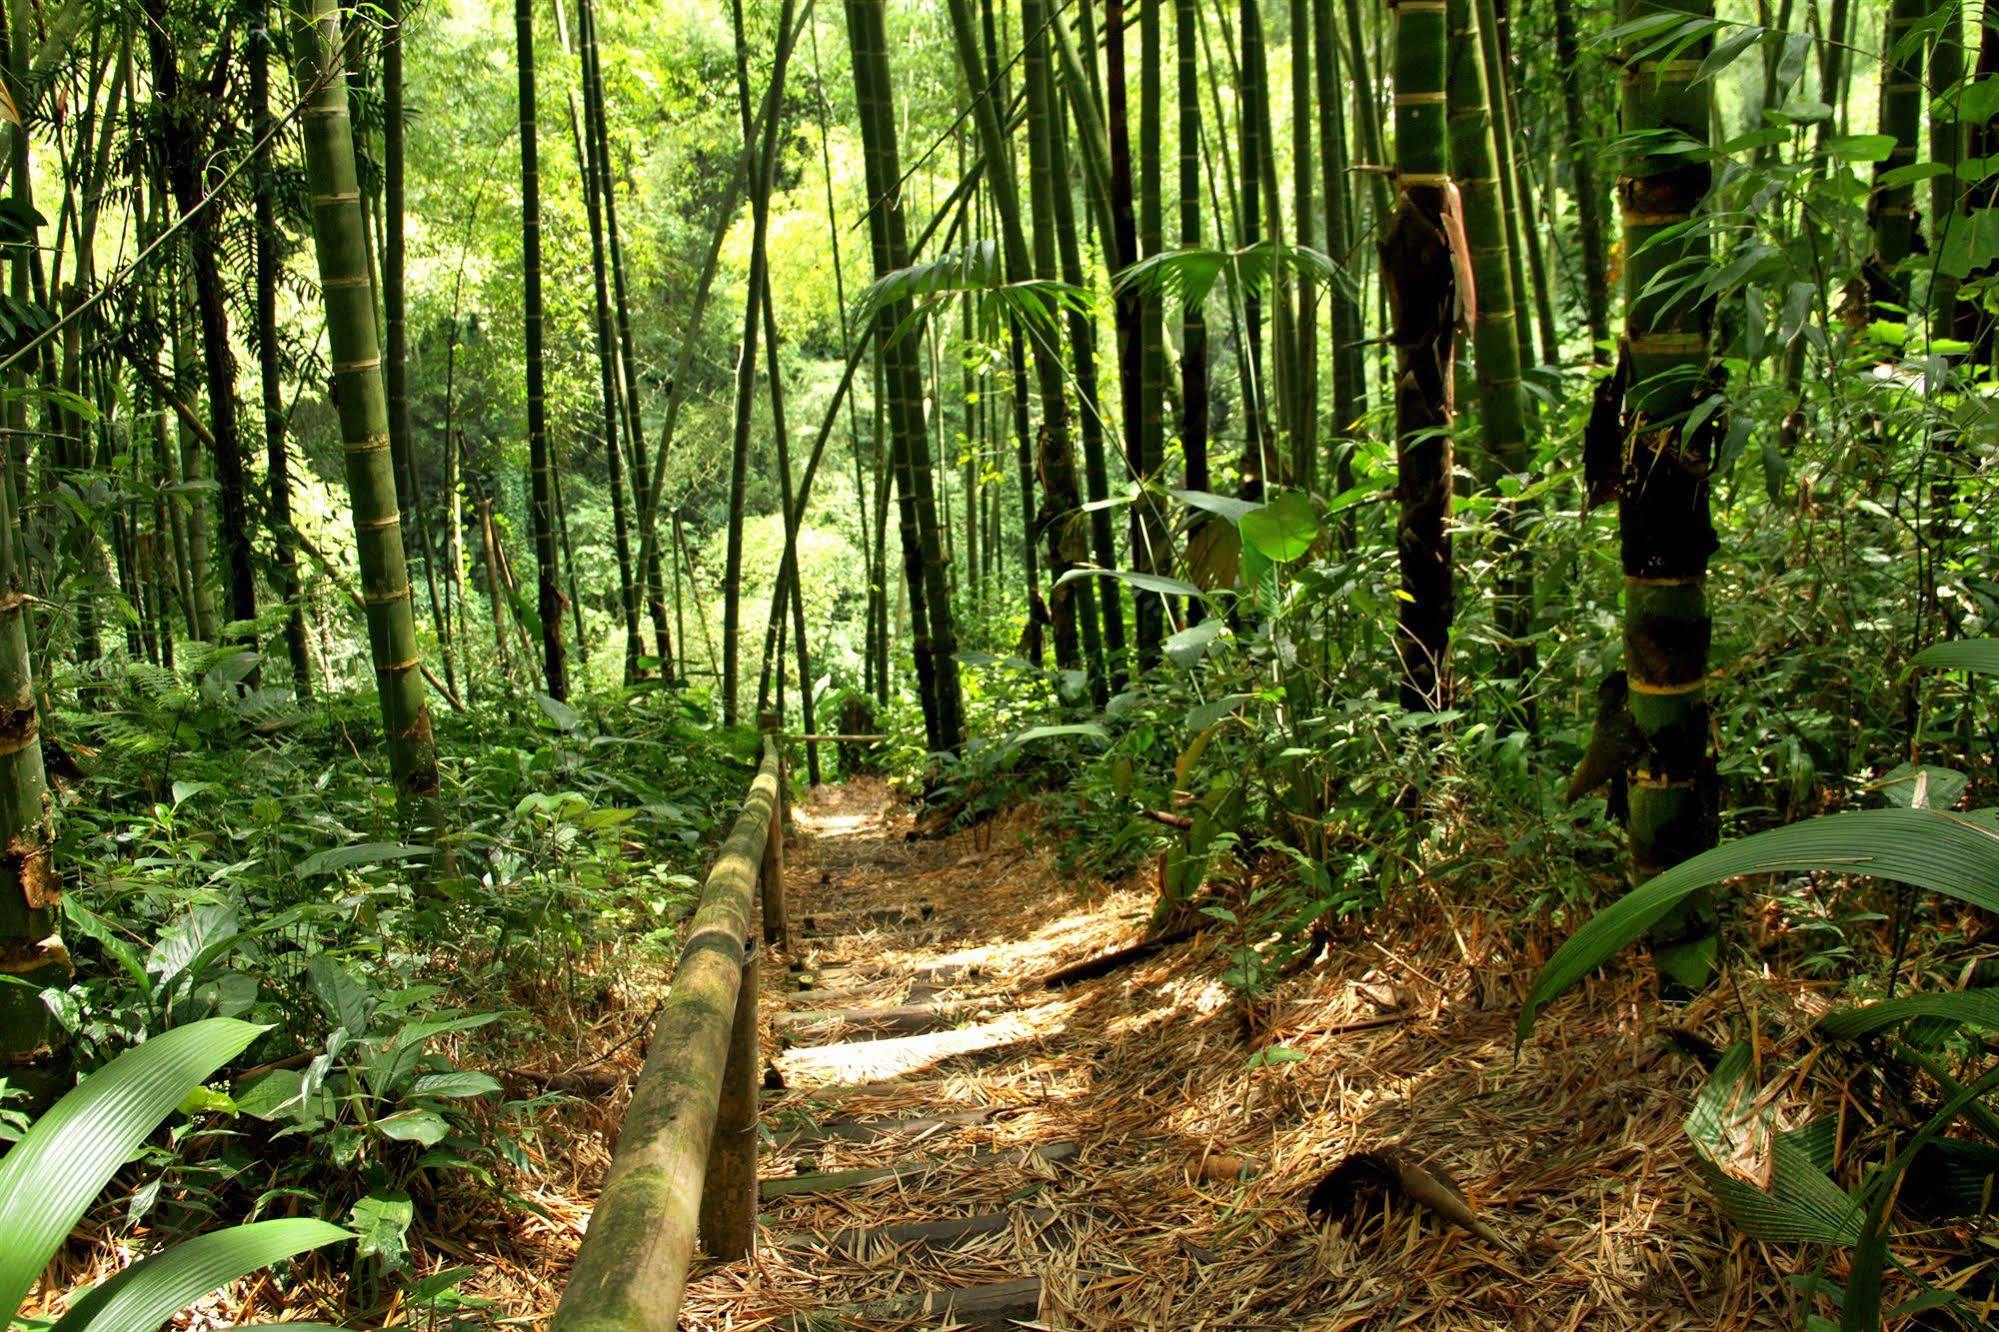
[550,738,780,1331]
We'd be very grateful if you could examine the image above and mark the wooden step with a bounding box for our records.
[761,1141,1076,1201]
[776,1014,1035,1086]
[799,903,934,934]
[807,1207,1056,1258]
[773,1106,998,1150]
[786,982,943,1006]
[798,961,987,987]
[777,999,994,1045]
[785,1277,1043,1330]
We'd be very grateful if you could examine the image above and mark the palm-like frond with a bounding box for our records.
[855,240,1091,347]
[1115,240,1353,308]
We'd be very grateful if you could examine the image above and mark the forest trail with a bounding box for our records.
[671,782,1746,1330]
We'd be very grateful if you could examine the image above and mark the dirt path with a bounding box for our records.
[675,781,1754,1330]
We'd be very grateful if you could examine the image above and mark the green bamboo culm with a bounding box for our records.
[517,0,568,700]
[1383,0,1457,711]
[1132,0,1171,666]
[1313,0,1365,527]
[1445,0,1533,696]
[1021,0,1106,689]
[844,0,966,751]
[289,0,445,818]
[1865,0,1927,319]
[1611,0,1722,993]
[0,433,66,1106]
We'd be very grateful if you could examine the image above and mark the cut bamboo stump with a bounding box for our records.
[761,1142,1077,1201]
[784,1277,1044,1330]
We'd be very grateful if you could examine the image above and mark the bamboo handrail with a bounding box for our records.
[549,737,784,1331]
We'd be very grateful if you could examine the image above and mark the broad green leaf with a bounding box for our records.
[1685,1045,1862,1245]
[62,898,148,991]
[349,1191,415,1270]
[1822,133,1898,162]
[376,1108,449,1146]
[1238,491,1319,562]
[295,841,431,878]
[231,1067,309,1122]
[1868,763,1968,811]
[304,955,377,1034]
[1843,1065,1999,1330]
[50,1218,350,1332]
[1163,619,1224,667]
[408,1071,503,1099]
[536,691,582,732]
[146,904,238,989]
[1816,988,1999,1042]
[1910,638,1999,677]
[1519,808,1999,1041]
[1053,566,1201,598]
[1167,488,1260,524]
[1009,722,1111,748]
[0,1018,266,1319]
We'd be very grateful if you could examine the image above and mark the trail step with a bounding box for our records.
[777,999,993,1045]
[776,1017,1037,1086]
[787,982,944,1006]
[785,1277,1043,1331]
[761,1141,1076,1201]
[797,962,987,986]
[803,1207,1057,1258]
[773,1106,998,1150]
[799,904,934,933]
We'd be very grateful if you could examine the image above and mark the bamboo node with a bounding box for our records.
[311,191,361,205]
[356,512,403,531]
[1626,676,1707,697]
[1626,575,1704,587]
[364,586,413,606]
[335,355,384,374]
[1396,172,1452,188]
[379,657,423,673]
[1393,92,1449,106]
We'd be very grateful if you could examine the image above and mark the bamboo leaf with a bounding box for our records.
[1519,809,1999,1041]
[0,1019,267,1319]
[1910,638,1999,677]
[50,1219,350,1332]
[1816,988,1999,1042]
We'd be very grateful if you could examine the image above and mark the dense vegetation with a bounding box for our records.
[0,0,1997,1323]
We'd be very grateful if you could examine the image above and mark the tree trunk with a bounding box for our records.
[1865,0,1927,319]
[146,4,255,639]
[252,2,312,699]
[516,0,568,699]
[1550,0,1611,356]
[574,0,643,685]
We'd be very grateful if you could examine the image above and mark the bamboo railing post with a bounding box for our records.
[758,715,791,953]
[550,745,780,1330]
[697,933,758,1259]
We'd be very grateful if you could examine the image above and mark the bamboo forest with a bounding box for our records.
[5,0,1999,1325]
